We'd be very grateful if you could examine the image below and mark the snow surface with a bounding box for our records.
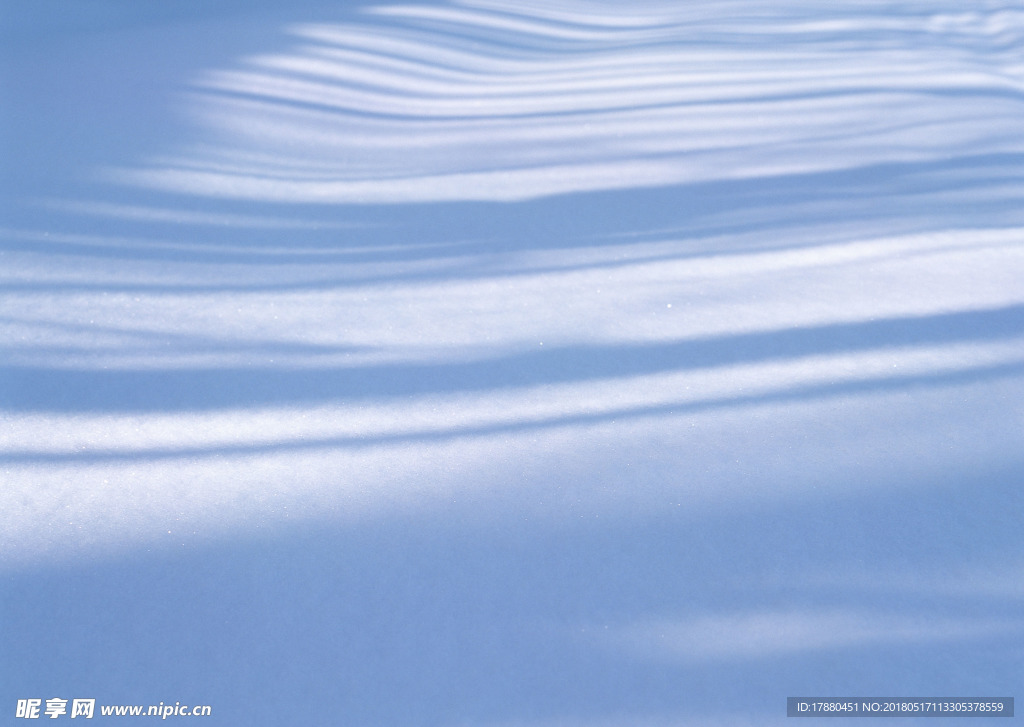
[2,0,1023,724]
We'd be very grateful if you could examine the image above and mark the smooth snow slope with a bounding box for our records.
[2,1,1023,724]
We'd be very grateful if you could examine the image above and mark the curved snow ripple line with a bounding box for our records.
[4,360,1023,464]
[3,302,1023,413]
[607,609,1021,662]
[110,0,1024,203]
